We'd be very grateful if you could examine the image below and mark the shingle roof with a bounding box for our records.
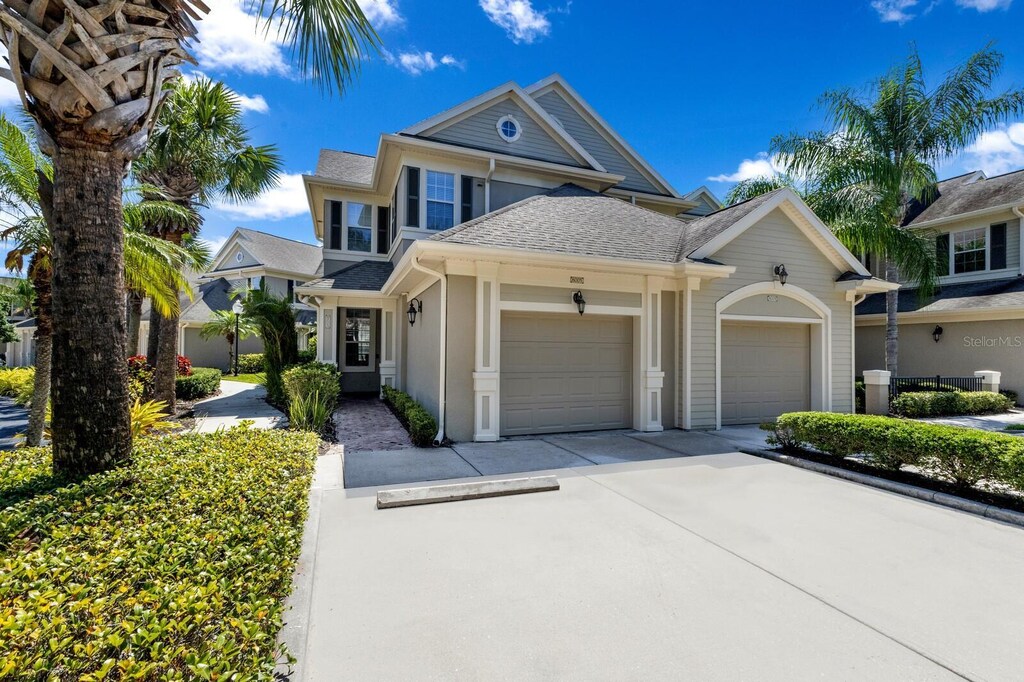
[429,184,696,263]
[302,260,394,292]
[856,276,1024,315]
[315,150,375,185]
[675,189,784,257]
[179,277,242,323]
[211,228,321,277]
[904,169,1024,226]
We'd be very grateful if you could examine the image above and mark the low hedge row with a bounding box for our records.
[763,412,1024,489]
[237,353,265,374]
[891,390,1013,417]
[175,367,222,400]
[0,366,34,405]
[0,426,319,676]
[382,385,438,447]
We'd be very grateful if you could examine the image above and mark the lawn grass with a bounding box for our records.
[224,372,265,385]
[0,426,319,676]
[1005,424,1024,432]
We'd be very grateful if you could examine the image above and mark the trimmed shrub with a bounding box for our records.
[382,384,438,447]
[767,412,1024,488]
[297,349,317,365]
[283,362,340,408]
[891,390,1013,418]
[1001,389,1019,407]
[0,366,34,406]
[237,353,265,374]
[0,426,319,676]
[177,354,193,377]
[175,366,222,400]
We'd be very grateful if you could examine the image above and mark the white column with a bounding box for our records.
[379,299,399,395]
[319,306,335,364]
[975,370,1001,393]
[639,276,665,432]
[863,370,890,415]
[473,262,500,441]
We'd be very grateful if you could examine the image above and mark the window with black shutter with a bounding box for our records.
[328,200,343,250]
[936,233,950,276]
[991,223,1007,270]
[406,167,420,227]
[377,206,390,254]
[461,176,473,223]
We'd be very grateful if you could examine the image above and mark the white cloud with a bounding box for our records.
[871,0,919,23]
[194,0,290,77]
[963,123,1024,175]
[707,152,787,183]
[358,0,403,26]
[214,172,309,220]
[479,0,551,43]
[202,235,230,257]
[955,0,1012,10]
[0,46,22,108]
[235,93,269,113]
[384,50,464,76]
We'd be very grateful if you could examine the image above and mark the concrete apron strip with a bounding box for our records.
[377,476,560,509]
[742,448,1024,529]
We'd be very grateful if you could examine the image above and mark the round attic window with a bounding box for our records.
[235,251,243,263]
[496,115,521,143]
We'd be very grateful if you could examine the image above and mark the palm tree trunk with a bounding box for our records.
[49,145,132,476]
[127,291,144,356]
[147,306,161,366]
[152,305,178,411]
[884,258,900,375]
[25,259,52,447]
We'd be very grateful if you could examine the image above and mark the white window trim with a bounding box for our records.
[344,201,375,254]
[425,170,456,232]
[949,225,989,275]
[341,308,377,373]
[496,114,522,143]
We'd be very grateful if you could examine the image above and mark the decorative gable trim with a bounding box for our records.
[683,185,723,211]
[689,188,870,276]
[524,74,679,198]
[206,229,255,272]
[400,81,605,172]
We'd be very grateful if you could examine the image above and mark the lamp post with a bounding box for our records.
[232,299,244,376]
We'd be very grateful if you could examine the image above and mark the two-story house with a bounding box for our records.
[298,74,893,442]
[856,169,1024,394]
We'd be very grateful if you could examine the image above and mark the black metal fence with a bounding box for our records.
[889,375,982,400]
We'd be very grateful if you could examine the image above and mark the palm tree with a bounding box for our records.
[730,45,1024,374]
[134,77,281,412]
[200,309,259,375]
[240,285,299,406]
[0,115,204,446]
[0,1,377,475]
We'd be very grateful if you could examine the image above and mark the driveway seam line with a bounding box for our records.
[540,437,600,466]
[448,445,485,476]
[577,469,976,682]
[621,431,703,456]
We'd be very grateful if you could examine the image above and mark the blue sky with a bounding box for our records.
[9,0,1024,253]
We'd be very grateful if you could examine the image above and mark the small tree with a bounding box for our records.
[200,309,259,374]
[241,287,298,405]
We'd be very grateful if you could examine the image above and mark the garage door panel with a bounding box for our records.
[721,322,810,426]
[501,313,632,436]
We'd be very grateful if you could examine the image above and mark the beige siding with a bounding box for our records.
[917,211,1021,284]
[403,282,442,418]
[445,275,476,442]
[686,207,854,428]
[183,327,262,371]
[428,100,581,167]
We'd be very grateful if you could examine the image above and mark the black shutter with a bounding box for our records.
[377,206,390,254]
[991,223,1007,270]
[461,176,473,223]
[329,201,343,250]
[406,167,420,228]
[936,234,950,276]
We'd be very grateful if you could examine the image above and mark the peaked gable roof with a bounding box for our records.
[209,228,321,278]
[904,168,1024,226]
[316,150,375,185]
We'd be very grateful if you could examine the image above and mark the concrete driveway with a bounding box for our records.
[287,449,1024,681]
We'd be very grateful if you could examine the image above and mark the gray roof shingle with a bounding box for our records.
[856,276,1024,315]
[905,169,1024,226]
[302,260,394,292]
[675,189,784,258]
[315,150,375,185]
[180,277,243,323]
[210,228,321,278]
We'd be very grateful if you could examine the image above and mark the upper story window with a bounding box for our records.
[347,202,372,252]
[496,115,522,143]
[953,227,986,274]
[426,171,455,231]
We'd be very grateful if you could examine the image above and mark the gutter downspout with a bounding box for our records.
[484,158,495,214]
[409,256,447,445]
[1013,205,1024,277]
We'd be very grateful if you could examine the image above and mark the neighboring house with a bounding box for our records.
[297,74,893,441]
[855,169,1024,395]
[139,227,321,371]
[0,276,35,367]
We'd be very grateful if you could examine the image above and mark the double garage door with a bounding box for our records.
[500,313,632,436]
[721,322,810,425]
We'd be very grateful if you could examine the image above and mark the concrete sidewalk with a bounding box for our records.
[0,396,27,450]
[191,379,286,433]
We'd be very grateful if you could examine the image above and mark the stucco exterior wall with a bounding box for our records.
[687,207,855,428]
[445,275,476,442]
[182,327,263,371]
[856,318,1024,396]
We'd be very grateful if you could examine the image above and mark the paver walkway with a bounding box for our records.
[191,379,286,433]
[332,396,412,453]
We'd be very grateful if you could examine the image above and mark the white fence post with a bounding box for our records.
[974,370,1001,394]
[863,370,891,415]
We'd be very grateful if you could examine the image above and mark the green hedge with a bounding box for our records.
[0,366,34,405]
[237,353,265,374]
[283,362,340,408]
[763,412,1024,489]
[175,366,222,400]
[0,426,319,676]
[381,385,438,447]
[891,390,1013,417]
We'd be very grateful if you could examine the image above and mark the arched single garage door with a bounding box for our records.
[500,312,633,436]
[721,322,810,425]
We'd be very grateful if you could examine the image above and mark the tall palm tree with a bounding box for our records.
[134,77,281,412]
[730,45,1024,374]
[200,308,259,375]
[0,1,377,475]
[0,115,204,446]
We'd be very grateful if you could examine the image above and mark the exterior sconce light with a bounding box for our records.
[932,325,943,343]
[773,264,789,285]
[407,298,423,326]
[572,290,586,315]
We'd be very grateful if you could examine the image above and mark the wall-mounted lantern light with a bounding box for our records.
[932,325,944,343]
[572,290,586,315]
[407,298,423,326]
[773,264,789,285]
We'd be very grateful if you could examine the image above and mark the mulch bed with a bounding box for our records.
[775,446,1024,514]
